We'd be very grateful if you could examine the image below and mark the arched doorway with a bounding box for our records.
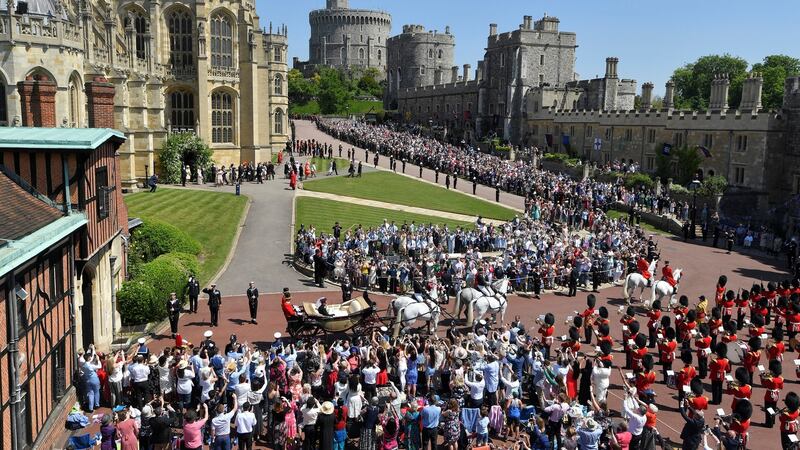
[81,268,95,350]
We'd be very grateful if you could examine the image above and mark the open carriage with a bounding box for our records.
[285,295,390,339]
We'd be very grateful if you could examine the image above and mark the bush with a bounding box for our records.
[624,173,655,189]
[543,152,570,162]
[117,280,160,325]
[669,184,690,195]
[157,133,214,184]
[138,254,194,301]
[698,175,728,197]
[131,220,201,263]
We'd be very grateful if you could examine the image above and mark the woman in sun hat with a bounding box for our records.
[317,401,336,450]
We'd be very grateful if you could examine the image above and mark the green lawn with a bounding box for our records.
[302,171,518,220]
[125,188,248,283]
[289,99,384,115]
[295,197,472,236]
[309,157,351,174]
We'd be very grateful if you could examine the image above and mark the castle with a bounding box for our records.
[294,0,391,78]
[0,0,289,191]
[391,14,800,215]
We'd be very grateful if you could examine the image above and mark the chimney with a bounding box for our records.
[664,80,675,110]
[17,74,57,128]
[86,77,117,128]
[641,82,654,110]
[463,64,471,82]
[489,23,497,36]
[709,73,730,111]
[445,25,450,34]
[523,15,532,30]
[477,61,485,82]
[604,57,618,78]
[740,72,763,112]
[451,66,459,83]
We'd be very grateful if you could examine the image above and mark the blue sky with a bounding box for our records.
[258,0,799,94]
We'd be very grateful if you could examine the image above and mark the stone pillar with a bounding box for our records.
[641,82,653,109]
[463,64,471,83]
[17,75,57,127]
[605,57,618,78]
[523,15,532,30]
[489,23,497,36]
[740,72,763,112]
[85,77,116,128]
[451,66,459,83]
[709,74,730,111]
[664,80,675,110]
[477,61,484,82]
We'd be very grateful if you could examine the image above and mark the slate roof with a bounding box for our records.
[0,172,63,241]
[0,127,125,150]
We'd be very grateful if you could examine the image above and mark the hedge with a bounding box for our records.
[130,220,201,263]
[118,252,199,325]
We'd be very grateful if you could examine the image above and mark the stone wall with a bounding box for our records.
[385,25,455,109]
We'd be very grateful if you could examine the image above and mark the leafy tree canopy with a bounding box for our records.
[157,133,214,184]
[288,68,318,105]
[672,54,748,110]
[751,54,800,109]
[316,67,354,114]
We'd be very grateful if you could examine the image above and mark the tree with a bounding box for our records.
[673,146,703,185]
[357,67,383,98]
[317,67,353,114]
[751,54,800,109]
[157,133,214,184]
[671,54,749,110]
[288,68,318,105]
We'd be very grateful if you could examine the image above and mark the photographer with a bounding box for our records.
[679,398,706,450]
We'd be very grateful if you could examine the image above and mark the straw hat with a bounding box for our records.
[147,354,158,365]
[320,401,335,415]
[177,360,188,369]
[453,347,468,360]
[586,418,598,430]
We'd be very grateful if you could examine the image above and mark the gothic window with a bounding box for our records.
[340,47,346,61]
[359,48,365,60]
[500,52,505,67]
[125,10,148,60]
[211,91,234,143]
[438,49,443,59]
[274,47,282,62]
[428,49,433,58]
[68,76,81,127]
[210,13,233,68]
[167,9,193,68]
[377,50,382,62]
[0,83,7,125]
[169,90,195,132]
[274,109,284,134]
[274,74,283,95]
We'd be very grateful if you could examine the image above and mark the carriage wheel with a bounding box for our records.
[294,324,324,339]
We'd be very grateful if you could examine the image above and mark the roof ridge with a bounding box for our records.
[0,164,64,212]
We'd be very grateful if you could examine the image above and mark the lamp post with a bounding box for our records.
[688,179,702,239]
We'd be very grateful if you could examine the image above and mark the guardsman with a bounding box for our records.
[246,281,259,324]
[202,283,222,327]
[167,292,181,338]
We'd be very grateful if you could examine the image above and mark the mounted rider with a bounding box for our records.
[662,260,679,293]
[476,266,496,298]
[636,254,653,287]
[647,235,659,261]
[412,268,431,303]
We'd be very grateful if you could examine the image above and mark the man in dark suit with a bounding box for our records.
[317,297,334,317]
[203,283,222,327]
[187,276,200,313]
[313,249,327,288]
[167,292,181,338]
[246,281,259,324]
[568,264,579,297]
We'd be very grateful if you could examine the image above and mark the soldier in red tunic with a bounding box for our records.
[709,343,731,405]
[538,312,555,360]
[637,256,653,286]
[779,392,800,449]
[695,323,712,379]
[661,260,678,292]
[761,359,784,428]
[676,349,696,403]
[646,300,662,348]
[714,275,728,306]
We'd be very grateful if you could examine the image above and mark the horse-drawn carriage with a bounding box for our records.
[285,295,390,339]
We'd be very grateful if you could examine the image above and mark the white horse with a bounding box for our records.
[648,269,683,309]
[392,298,441,337]
[389,285,444,318]
[622,259,657,304]
[454,277,510,322]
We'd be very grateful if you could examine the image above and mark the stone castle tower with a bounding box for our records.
[306,0,392,77]
[385,25,456,109]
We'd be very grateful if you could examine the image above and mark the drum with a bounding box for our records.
[726,341,745,364]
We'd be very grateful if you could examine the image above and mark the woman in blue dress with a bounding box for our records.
[405,343,419,398]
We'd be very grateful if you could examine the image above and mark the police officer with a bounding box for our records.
[187,275,200,313]
[167,292,181,338]
[412,269,429,302]
[246,281,259,324]
[203,283,222,327]
[341,277,353,302]
[476,267,495,298]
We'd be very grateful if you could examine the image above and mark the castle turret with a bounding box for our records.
[709,74,730,111]
[326,0,348,9]
[640,82,654,110]
[740,72,763,112]
[489,23,497,36]
[664,80,675,110]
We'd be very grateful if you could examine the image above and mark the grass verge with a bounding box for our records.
[295,197,472,236]
[302,171,518,220]
[125,188,248,283]
[289,99,384,116]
